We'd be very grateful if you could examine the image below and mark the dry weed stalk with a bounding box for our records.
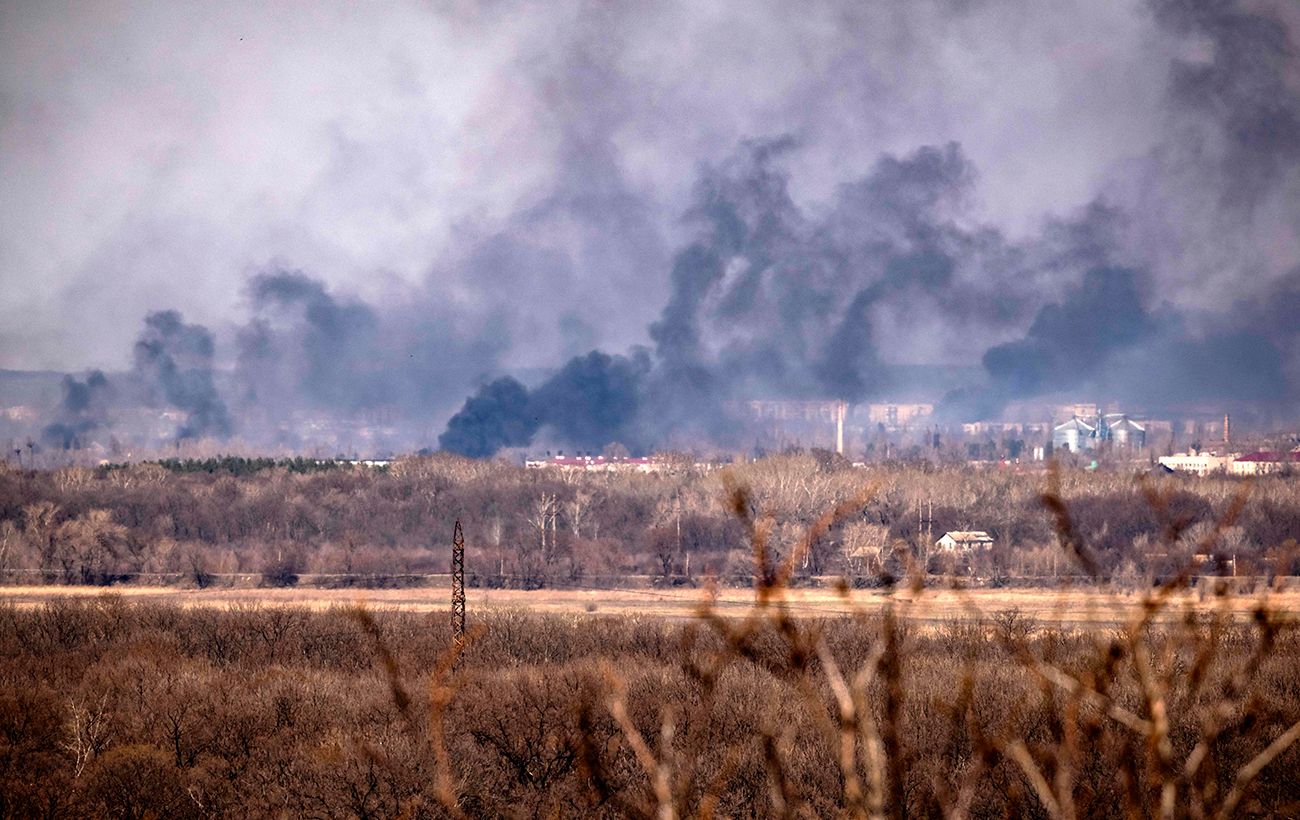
[350,604,480,817]
[330,465,1300,818]
[584,466,1297,818]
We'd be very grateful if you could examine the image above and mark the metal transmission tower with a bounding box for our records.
[917,498,933,566]
[450,520,466,647]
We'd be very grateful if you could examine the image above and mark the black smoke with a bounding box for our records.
[441,139,1049,454]
[437,377,537,458]
[983,266,1154,398]
[439,350,649,456]
[41,0,1300,454]
[133,310,232,439]
[41,370,112,449]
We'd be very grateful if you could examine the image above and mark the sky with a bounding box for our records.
[3,0,1300,449]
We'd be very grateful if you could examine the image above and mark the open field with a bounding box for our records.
[4,582,1298,626]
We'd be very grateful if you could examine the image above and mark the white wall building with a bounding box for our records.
[1228,451,1300,476]
[1158,452,1231,476]
[936,531,995,553]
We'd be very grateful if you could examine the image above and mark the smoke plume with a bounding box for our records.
[440,351,650,456]
[41,370,112,449]
[7,0,1300,455]
[132,311,232,439]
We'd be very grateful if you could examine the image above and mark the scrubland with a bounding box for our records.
[3,456,1300,816]
[2,584,1298,818]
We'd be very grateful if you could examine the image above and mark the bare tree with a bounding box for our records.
[0,520,18,577]
[841,519,890,575]
[566,490,593,539]
[63,694,113,780]
[527,493,558,564]
[24,501,61,581]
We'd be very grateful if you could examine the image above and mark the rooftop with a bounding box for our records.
[939,531,995,543]
[1234,451,1300,463]
[1054,417,1095,432]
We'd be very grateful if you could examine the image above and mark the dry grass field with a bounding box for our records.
[3,582,1298,626]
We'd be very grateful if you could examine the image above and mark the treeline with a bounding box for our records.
[128,456,374,476]
[1,597,1297,816]
[1,454,1298,587]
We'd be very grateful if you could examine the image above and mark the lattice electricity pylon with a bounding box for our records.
[451,519,466,648]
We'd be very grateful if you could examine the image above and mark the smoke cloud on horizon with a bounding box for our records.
[3,0,1300,454]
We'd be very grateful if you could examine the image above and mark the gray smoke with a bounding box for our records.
[941,0,1300,419]
[238,270,387,413]
[41,370,112,449]
[229,268,510,446]
[132,311,232,439]
[445,0,1300,456]
[445,139,1049,452]
[8,0,1300,454]
[649,139,1022,402]
[1153,0,1300,209]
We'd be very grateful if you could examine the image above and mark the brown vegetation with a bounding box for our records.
[2,458,1299,817]
[2,454,1299,589]
[1,587,1297,817]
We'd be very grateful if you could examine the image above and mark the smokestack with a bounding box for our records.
[835,400,846,455]
[1224,412,1230,447]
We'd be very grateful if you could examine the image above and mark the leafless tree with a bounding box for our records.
[63,694,113,780]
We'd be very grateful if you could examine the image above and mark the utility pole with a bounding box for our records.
[927,498,933,549]
[548,502,558,561]
[451,519,466,651]
[917,498,933,568]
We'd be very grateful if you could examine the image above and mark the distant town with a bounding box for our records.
[8,370,1293,474]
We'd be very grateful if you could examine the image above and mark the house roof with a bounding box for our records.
[1235,451,1300,463]
[939,531,994,543]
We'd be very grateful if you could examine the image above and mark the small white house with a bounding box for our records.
[936,531,994,553]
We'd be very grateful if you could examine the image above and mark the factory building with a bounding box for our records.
[1052,417,1095,452]
[1051,413,1146,452]
[1103,415,1147,449]
[1159,451,1230,475]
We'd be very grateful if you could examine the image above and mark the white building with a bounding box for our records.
[862,403,933,426]
[1158,452,1231,476]
[1228,451,1300,476]
[524,455,663,473]
[936,531,995,553]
